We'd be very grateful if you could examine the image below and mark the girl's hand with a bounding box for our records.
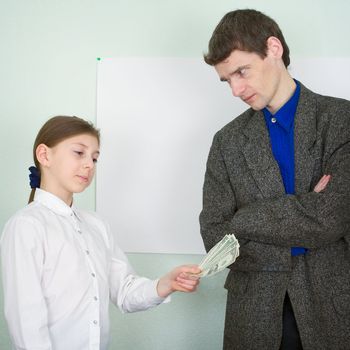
[157,265,201,298]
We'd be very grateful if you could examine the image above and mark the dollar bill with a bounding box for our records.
[193,234,240,277]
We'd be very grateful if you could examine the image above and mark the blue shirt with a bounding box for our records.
[263,81,307,256]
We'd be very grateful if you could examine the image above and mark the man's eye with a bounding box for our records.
[239,68,246,76]
[93,158,98,163]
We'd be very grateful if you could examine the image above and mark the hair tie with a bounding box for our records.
[29,166,40,189]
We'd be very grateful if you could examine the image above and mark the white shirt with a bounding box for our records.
[1,189,167,350]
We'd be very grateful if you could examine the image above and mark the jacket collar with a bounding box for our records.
[293,83,317,193]
[241,83,317,196]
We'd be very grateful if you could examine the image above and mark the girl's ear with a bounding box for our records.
[36,144,51,167]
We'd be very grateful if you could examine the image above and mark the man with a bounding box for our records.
[199,9,350,350]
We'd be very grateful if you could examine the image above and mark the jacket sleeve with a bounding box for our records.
[231,140,350,249]
[0,216,53,350]
[200,129,350,251]
[199,131,247,252]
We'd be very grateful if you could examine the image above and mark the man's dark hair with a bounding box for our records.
[204,9,290,67]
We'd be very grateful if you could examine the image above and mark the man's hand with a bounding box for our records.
[313,174,331,193]
[157,265,201,298]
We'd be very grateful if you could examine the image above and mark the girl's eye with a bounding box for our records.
[74,151,84,156]
[93,158,98,163]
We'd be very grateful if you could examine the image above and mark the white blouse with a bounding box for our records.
[1,189,167,350]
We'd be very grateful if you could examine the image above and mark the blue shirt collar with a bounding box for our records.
[263,80,300,132]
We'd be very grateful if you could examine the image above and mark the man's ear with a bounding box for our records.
[36,144,51,167]
[266,36,284,59]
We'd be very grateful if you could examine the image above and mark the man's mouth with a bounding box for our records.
[243,94,255,103]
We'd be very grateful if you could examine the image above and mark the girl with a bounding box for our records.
[1,116,200,350]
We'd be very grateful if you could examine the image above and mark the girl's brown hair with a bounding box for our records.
[29,116,100,203]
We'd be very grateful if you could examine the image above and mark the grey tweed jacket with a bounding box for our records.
[199,83,350,350]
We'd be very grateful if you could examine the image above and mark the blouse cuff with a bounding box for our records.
[148,279,171,305]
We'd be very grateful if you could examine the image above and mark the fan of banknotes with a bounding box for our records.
[193,234,240,277]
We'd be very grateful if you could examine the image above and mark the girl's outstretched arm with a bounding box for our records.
[157,265,201,298]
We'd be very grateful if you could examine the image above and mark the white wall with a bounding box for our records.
[1,1,350,349]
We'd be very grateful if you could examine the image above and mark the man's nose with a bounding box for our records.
[230,80,245,97]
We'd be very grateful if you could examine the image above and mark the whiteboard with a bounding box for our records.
[96,57,350,254]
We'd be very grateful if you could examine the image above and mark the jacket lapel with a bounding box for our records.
[294,84,317,194]
[242,110,285,198]
[241,84,317,198]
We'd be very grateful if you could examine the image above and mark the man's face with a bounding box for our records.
[214,49,282,112]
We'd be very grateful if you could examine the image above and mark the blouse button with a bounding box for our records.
[271,117,277,123]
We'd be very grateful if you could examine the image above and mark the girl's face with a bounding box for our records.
[40,133,100,205]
